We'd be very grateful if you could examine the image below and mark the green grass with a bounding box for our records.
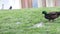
[0,7,60,34]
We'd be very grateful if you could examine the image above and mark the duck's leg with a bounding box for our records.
[52,19,54,22]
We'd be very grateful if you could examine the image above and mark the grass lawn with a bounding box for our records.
[0,7,60,34]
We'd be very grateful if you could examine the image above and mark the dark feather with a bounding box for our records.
[42,11,59,21]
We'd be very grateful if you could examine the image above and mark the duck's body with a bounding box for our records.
[42,11,58,21]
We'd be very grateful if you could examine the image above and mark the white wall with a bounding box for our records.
[38,0,42,7]
[46,0,54,7]
[0,0,21,9]
[38,0,54,7]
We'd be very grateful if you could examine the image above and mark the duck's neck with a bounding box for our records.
[44,13,47,15]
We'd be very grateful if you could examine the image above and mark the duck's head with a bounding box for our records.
[42,11,47,14]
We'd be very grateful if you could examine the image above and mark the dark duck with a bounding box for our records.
[42,11,59,21]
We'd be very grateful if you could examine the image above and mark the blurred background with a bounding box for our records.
[0,0,60,9]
